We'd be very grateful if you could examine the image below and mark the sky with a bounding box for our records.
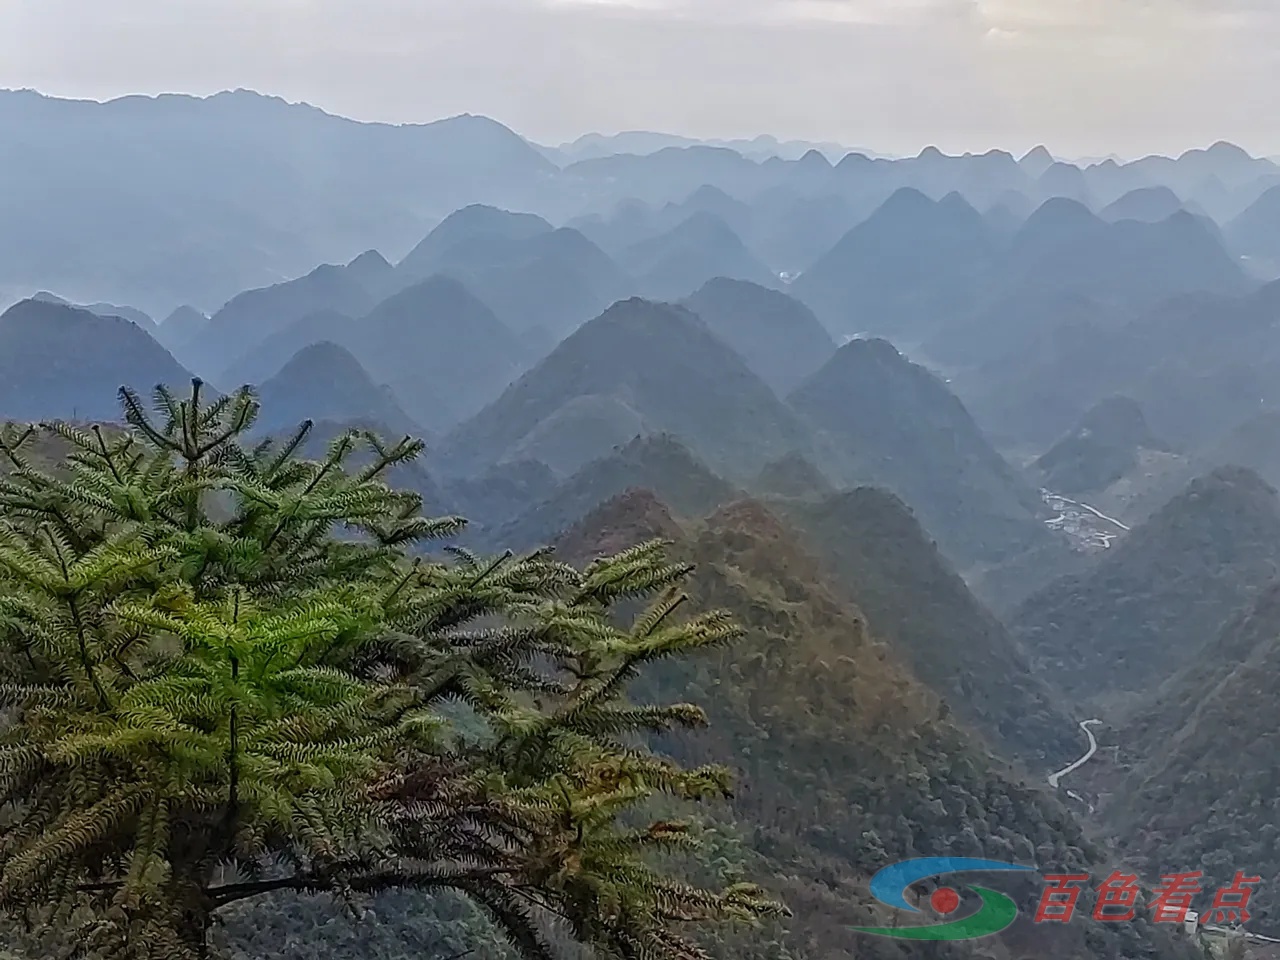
[1,0,1278,158]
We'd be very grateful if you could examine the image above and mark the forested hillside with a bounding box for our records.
[773,488,1081,770]
[9,78,1280,960]
[553,491,1204,960]
[1108,581,1280,935]
[1012,467,1280,705]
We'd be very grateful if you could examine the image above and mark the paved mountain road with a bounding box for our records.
[1048,719,1102,789]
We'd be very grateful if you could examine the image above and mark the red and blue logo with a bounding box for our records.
[851,857,1034,940]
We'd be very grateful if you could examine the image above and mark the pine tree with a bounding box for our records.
[0,381,784,960]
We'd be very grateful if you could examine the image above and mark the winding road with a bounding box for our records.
[1048,494,1131,533]
[1048,719,1103,789]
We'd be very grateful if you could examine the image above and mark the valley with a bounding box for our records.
[1,62,1280,960]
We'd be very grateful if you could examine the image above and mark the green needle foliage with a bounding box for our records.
[0,381,783,960]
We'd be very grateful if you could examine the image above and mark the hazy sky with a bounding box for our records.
[2,0,1278,157]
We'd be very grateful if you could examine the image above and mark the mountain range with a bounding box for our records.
[254,342,423,439]
[621,211,778,300]
[546,130,870,164]
[214,274,531,434]
[5,89,1279,321]
[183,255,386,376]
[481,433,741,553]
[0,89,558,316]
[7,84,1280,960]
[792,188,996,338]
[956,278,1280,453]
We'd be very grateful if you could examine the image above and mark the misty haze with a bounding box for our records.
[1,3,1279,960]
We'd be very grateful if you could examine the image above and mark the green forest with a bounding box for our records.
[0,381,781,960]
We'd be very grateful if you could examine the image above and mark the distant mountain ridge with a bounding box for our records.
[1006,202,1247,303]
[0,298,197,422]
[681,278,835,395]
[5,88,1275,321]
[30,291,156,331]
[1227,183,1280,268]
[1032,396,1170,498]
[750,453,835,500]
[220,309,355,388]
[351,275,530,432]
[255,341,424,439]
[396,204,555,284]
[440,298,816,481]
[622,212,777,300]
[398,209,636,340]
[953,277,1280,453]
[187,259,384,377]
[0,89,557,316]
[793,187,996,338]
[485,434,740,553]
[1100,186,1185,223]
[548,130,872,163]
[215,273,530,435]
[794,188,1249,352]
[788,336,1058,570]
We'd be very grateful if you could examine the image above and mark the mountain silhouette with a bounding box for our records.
[681,278,835,395]
[1008,203,1247,302]
[623,212,776,300]
[187,262,378,376]
[154,304,209,360]
[1032,396,1170,497]
[395,204,555,286]
[0,90,555,315]
[1100,186,1185,223]
[456,227,635,340]
[490,434,739,553]
[355,275,528,433]
[1226,183,1280,262]
[0,298,196,422]
[750,452,835,500]
[792,187,996,338]
[789,337,1055,569]
[220,309,354,387]
[440,298,815,480]
[255,341,423,439]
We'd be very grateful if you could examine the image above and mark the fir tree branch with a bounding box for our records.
[205,866,517,907]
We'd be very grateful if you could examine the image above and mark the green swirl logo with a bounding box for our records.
[850,857,1033,940]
